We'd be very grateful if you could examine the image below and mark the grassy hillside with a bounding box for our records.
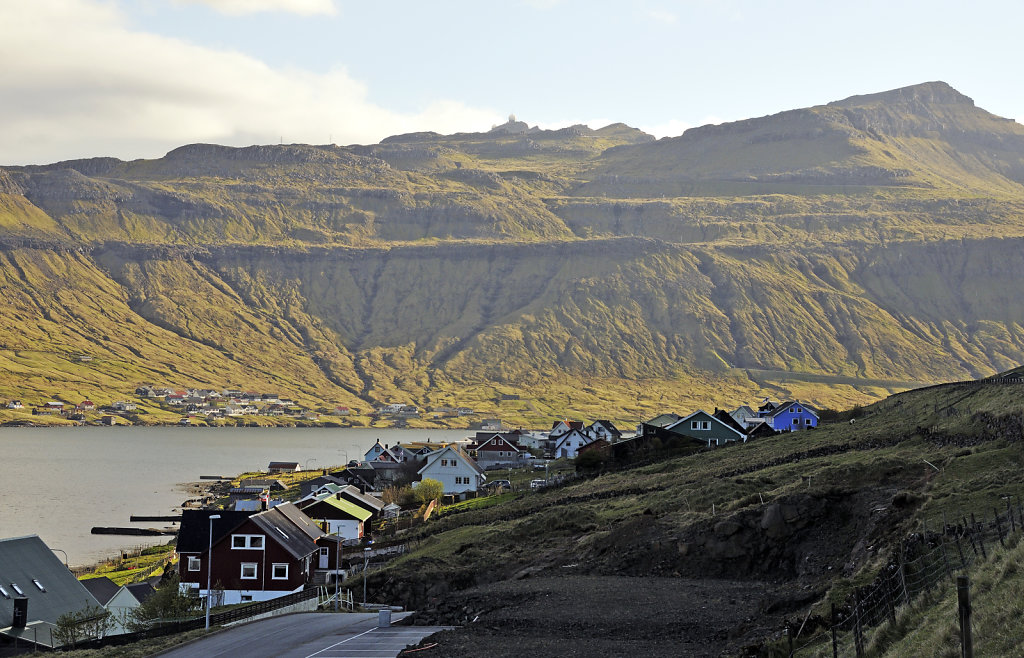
[367,378,1024,654]
[1,82,1024,420]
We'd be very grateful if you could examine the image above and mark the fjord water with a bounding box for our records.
[0,426,468,567]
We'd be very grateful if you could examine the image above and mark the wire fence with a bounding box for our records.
[789,497,1024,657]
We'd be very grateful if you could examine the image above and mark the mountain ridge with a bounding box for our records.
[1,81,1023,424]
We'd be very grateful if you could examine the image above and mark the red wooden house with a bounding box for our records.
[177,503,324,605]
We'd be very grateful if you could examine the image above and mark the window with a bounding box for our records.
[795,407,802,412]
[792,418,799,425]
[231,534,265,550]
[691,421,710,431]
[0,585,8,599]
[32,579,45,592]
[272,563,289,580]
[10,583,23,596]
[241,595,253,602]
[240,563,258,579]
[806,419,813,425]
[188,557,201,571]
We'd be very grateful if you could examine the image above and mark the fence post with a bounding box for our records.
[853,589,865,658]
[831,603,839,658]
[971,513,986,559]
[994,508,1005,548]
[963,516,978,558]
[787,621,794,657]
[897,549,909,604]
[957,576,973,658]
[1008,500,1017,534]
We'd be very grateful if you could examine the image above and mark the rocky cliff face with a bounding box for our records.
[2,82,1024,417]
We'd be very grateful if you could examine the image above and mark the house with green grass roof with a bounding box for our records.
[296,492,373,540]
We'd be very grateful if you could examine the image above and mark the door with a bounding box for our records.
[319,547,329,569]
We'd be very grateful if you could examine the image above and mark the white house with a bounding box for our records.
[552,428,594,459]
[418,446,485,496]
[585,420,622,442]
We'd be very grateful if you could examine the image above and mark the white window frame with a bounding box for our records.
[188,556,201,571]
[271,563,289,580]
[231,534,265,550]
[691,420,710,431]
[240,563,258,579]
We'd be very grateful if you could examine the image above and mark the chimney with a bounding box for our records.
[12,597,27,629]
[336,493,342,500]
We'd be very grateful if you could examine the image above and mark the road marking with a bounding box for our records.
[304,627,378,658]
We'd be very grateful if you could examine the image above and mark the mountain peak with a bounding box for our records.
[828,81,974,109]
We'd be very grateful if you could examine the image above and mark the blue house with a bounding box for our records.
[766,401,819,431]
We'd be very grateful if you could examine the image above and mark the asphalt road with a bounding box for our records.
[158,612,450,658]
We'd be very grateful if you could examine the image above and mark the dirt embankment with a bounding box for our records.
[404,576,811,657]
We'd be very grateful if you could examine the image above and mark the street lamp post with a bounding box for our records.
[362,546,371,607]
[334,537,341,611]
[205,514,221,630]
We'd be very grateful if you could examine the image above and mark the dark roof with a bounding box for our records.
[0,535,101,630]
[124,582,157,605]
[79,576,120,606]
[712,409,748,434]
[268,461,299,469]
[300,475,345,497]
[248,507,320,560]
[591,420,622,436]
[338,485,386,512]
[273,502,325,542]
[176,510,253,554]
[769,401,820,418]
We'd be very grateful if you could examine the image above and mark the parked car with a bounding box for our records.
[485,479,511,490]
[530,479,547,489]
[533,462,548,471]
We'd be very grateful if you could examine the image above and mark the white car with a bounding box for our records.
[530,479,547,489]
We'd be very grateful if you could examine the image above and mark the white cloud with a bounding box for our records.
[640,119,692,139]
[0,0,501,164]
[640,115,727,139]
[645,9,678,25]
[171,0,338,16]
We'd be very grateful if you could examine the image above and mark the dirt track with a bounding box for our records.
[404,575,813,657]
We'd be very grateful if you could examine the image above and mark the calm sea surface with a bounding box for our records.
[0,426,469,567]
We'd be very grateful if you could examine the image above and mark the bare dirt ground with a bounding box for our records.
[403,575,813,657]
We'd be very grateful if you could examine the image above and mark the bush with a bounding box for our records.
[415,478,444,504]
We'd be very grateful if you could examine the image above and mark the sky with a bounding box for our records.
[2,0,1023,165]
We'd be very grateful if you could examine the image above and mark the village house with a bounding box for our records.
[418,445,485,496]
[79,577,156,636]
[76,400,96,412]
[0,535,103,649]
[551,427,595,459]
[663,410,747,447]
[764,400,820,431]
[176,504,322,605]
[585,420,622,442]
[472,433,528,469]
[296,491,372,540]
[5,400,23,409]
[112,401,136,412]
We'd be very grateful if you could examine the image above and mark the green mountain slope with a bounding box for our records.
[2,82,1024,422]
